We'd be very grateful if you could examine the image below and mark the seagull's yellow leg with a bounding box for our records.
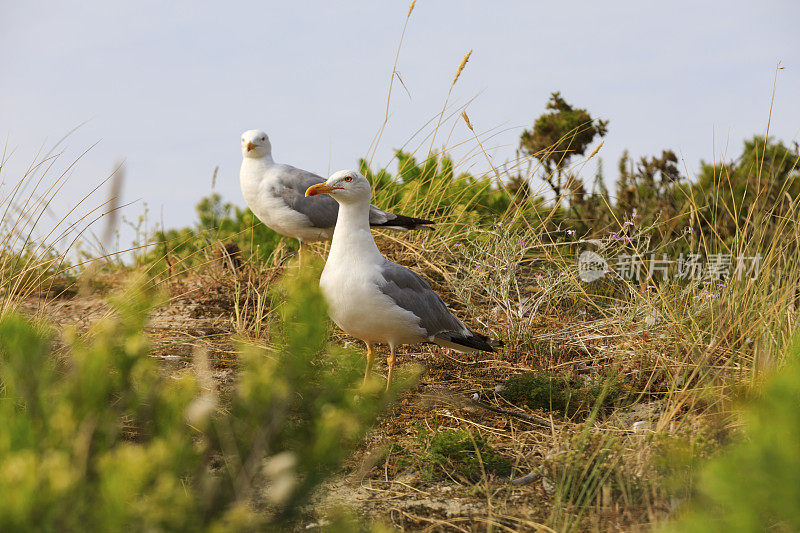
[298,242,308,266]
[386,346,397,392]
[364,343,376,385]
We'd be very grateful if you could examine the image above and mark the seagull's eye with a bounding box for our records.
[344,176,353,182]
[261,136,266,141]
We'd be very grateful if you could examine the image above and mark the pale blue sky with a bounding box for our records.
[1,1,798,252]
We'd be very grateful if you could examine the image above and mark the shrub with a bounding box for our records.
[692,136,800,241]
[145,193,285,275]
[0,264,397,530]
[361,150,520,224]
[665,336,800,532]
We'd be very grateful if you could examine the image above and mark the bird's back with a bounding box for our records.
[240,159,335,241]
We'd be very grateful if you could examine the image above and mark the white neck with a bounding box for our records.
[240,155,276,189]
[242,154,275,169]
[244,153,275,166]
[328,199,383,265]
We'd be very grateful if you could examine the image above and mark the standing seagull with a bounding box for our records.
[306,170,502,390]
[239,130,433,260]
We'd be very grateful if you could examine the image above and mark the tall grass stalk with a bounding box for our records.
[0,144,125,315]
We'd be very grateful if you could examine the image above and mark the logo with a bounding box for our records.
[577,250,608,282]
[576,251,761,283]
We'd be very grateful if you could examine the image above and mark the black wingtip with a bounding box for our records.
[443,330,503,353]
[370,213,435,230]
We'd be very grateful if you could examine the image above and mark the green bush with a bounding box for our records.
[362,151,516,222]
[692,136,800,241]
[0,265,396,530]
[145,193,285,275]
[665,336,800,532]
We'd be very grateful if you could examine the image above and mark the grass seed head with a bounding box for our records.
[452,50,472,85]
[461,111,474,132]
[586,140,604,161]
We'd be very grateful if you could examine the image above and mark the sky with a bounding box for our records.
[1,1,799,254]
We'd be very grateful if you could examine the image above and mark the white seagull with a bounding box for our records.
[239,130,433,259]
[305,170,502,390]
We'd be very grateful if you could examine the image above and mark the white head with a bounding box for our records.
[304,170,372,204]
[241,129,272,159]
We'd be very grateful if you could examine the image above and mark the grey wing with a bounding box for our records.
[274,165,339,228]
[378,261,470,340]
[274,165,397,228]
[368,204,397,225]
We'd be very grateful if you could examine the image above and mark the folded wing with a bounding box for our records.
[377,261,499,352]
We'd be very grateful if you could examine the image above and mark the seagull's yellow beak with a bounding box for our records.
[246,142,257,152]
[305,183,341,197]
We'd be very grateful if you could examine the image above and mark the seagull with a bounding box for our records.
[239,130,433,260]
[305,170,502,391]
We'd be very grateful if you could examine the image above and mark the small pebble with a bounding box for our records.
[632,421,652,434]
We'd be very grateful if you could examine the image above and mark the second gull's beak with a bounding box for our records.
[305,183,341,197]
[246,142,256,152]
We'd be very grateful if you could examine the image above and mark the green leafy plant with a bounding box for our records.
[665,336,800,532]
[362,150,517,224]
[693,136,800,241]
[146,193,286,276]
[0,264,399,530]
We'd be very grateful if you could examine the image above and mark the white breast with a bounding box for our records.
[320,232,426,347]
